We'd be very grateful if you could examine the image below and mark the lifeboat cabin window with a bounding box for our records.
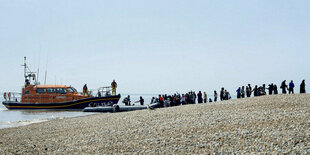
[47,88,56,93]
[56,88,67,94]
[67,87,76,93]
[37,88,46,94]
[25,90,30,95]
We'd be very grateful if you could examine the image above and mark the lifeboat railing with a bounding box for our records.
[3,92,22,102]
[90,86,113,97]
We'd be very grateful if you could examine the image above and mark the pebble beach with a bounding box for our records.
[0,94,309,154]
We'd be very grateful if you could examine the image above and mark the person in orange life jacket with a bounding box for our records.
[158,95,164,107]
[111,80,117,95]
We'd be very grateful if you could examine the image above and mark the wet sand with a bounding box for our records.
[0,94,309,154]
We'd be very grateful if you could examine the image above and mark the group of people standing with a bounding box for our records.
[151,91,202,108]
[149,89,232,108]
[236,80,306,98]
[121,79,306,107]
[149,79,307,108]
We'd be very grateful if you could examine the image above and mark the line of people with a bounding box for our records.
[236,80,306,98]
[127,79,307,108]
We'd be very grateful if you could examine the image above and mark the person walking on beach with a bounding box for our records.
[300,80,306,93]
[280,80,288,94]
[203,92,207,103]
[220,88,224,101]
[214,91,218,102]
[288,80,295,94]
[111,80,117,95]
[83,84,88,96]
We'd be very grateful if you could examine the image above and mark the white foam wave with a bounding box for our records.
[0,118,50,129]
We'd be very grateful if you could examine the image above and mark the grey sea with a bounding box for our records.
[0,93,155,129]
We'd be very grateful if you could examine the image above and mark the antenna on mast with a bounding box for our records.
[23,56,27,80]
[44,54,48,85]
[37,47,41,84]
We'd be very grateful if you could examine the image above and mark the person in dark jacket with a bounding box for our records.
[135,96,144,105]
[197,91,203,103]
[247,84,252,97]
[267,83,274,95]
[241,86,245,98]
[273,84,278,94]
[83,84,88,96]
[214,91,218,102]
[300,80,306,93]
[280,80,288,94]
[253,85,258,96]
[236,87,241,98]
[220,88,224,101]
[288,80,295,94]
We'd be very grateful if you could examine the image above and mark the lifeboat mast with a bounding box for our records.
[22,56,38,86]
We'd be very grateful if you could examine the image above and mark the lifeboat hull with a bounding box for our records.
[2,95,121,110]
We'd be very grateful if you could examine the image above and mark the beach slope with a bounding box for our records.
[0,94,309,154]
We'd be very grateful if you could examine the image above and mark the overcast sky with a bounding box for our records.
[1,0,309,95]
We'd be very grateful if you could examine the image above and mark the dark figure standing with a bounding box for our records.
[214,91,218,102]
[135,96,144,105]
[262,84,266,95]
[300,80,306,93]
[220,88,224,101]
[246,86,251,97]
[274,84,278,94]
[267,83,274,95]
[280,80,288,94]
[288,80,295,94]
[197,91,203,103]
[236,87,241,99]
[253,85,258,96]
[241,86,245,98]
[83,84,88,96]
[247,84,252,97]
